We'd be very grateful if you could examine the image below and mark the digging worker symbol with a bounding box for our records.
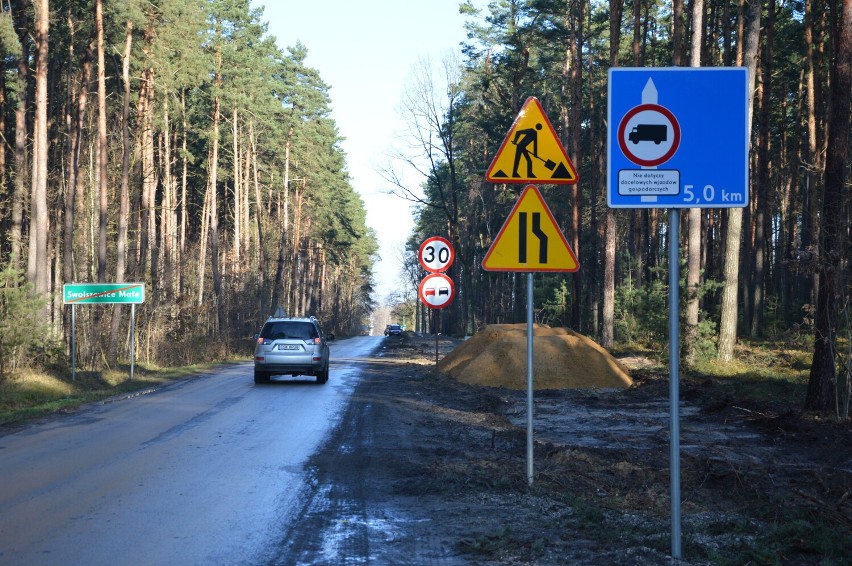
[512,123,542,178]
[485,96,578,184]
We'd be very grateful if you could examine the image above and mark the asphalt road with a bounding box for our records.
[0,336,381,565]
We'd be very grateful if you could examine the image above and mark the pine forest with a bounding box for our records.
[0,0,849,412]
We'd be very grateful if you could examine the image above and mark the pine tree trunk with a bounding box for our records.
[626,0,642,329]
[10,1,29,271]
[232,108,241,265]
[96,0,108,283]
[108,21,134,365]
[249,121,268,315]
[116,22,132,285]
[719,0,761,361]
[209,85,225,334]
[290,187,304,313]
[565,1,583,330]
[242,127,251,257]
[29,0,50,301]
[805,0,852,412]
[137,65,153,277]
[802,0,824,310]
[160,99,174,294]
[197,168,210,306]
[751,0,775,337]
[269,133,289,316]
[684,0,704,365]
[602,0,623,350]
[64,35,92,286]
[144,78,158,294]
[180,91,189,294]
[588,71,601,337]
[603,210,616,350]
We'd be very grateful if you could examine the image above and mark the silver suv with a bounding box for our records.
[253,316,333,384]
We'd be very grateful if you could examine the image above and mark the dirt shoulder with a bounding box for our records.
[296,334,851,565]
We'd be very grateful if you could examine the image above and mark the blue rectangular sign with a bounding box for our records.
[607,67,748,208]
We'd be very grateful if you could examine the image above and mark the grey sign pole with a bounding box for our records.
[526,272,534,486]
[669,209,682,558]
[130,303,136,381]
[71,304,76,383]
[436,309,440,366]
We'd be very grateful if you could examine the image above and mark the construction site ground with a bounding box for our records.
[299,332,851,565]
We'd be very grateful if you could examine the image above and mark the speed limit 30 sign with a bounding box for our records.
[418,236,454,273]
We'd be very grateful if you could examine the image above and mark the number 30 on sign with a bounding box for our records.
[418,237,454,273]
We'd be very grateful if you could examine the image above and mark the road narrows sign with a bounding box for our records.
[486,97,578,184]
[481,186,579,272]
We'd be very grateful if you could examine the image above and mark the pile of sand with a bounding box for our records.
[438,323,632,390]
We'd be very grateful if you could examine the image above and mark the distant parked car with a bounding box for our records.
[253,315,333,384]
[384,324,403,336]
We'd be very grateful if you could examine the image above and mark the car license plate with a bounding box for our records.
[278,344,299,350]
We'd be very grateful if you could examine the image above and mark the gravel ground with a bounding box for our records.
[280,333,851,565]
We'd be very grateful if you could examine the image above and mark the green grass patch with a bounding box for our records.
[688,340,812,408]
[559,491,606,531]
[713,507,852,566]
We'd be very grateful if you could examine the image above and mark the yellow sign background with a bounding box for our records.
[482,186,579,272]
[485,97,578,184]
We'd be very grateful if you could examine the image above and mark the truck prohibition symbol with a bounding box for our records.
[629,124,667,144]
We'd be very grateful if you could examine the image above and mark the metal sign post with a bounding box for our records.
[482,187,579,487]
[668,209,682,558]
[436,310,440,366]
[526,273,534,486]
[130,303,136,381]
[608,68,748,560]
[485,98,579,487]
[71,304,76,383]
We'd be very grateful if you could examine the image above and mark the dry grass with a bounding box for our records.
[0,361,236,426]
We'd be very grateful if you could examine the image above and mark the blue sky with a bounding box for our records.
[251,1,473,301]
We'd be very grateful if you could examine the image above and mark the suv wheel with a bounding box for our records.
[254,370,270,384]
[316,367,329,385]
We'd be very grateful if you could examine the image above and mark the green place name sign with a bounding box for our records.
[63,283,145,304]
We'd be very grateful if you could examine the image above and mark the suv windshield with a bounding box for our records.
[261,321,319,340]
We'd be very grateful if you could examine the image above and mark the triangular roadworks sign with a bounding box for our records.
[486,97,578,184]
[482,186,579,272]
